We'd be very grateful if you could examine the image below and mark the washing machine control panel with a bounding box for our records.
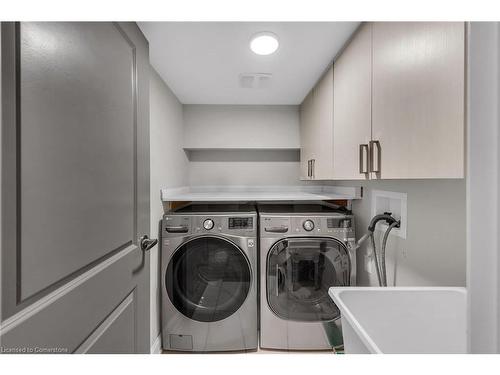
[164,214,257,238]
[192,215,256,235]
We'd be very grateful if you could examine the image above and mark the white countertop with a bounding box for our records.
[160,185,361,202]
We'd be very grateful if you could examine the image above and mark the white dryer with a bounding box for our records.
[161,204,258,352]
[258,204,356,350]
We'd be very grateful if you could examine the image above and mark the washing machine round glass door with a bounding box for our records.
[266,237,350,322]
[166,236,251,322]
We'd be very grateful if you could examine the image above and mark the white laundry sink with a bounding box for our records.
[328,287,468,354]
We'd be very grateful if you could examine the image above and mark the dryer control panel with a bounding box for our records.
[261,214,355,243]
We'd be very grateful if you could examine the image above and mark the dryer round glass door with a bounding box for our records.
[266,237,350,322]
[166,236,251,322]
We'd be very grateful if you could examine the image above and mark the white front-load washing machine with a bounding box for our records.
[161,204,258,352]
[258,204,356,351]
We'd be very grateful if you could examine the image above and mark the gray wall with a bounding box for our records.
[183,105,300,149]
[149,67,188,348]
[332,179,466,287]
[188,156,302,186]
[183,105,303,186]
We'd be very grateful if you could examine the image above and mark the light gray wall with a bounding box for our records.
[183,105,302,186]
[188,158,302,186]
[467,22,500,353]
[149,67,188,348]
[183,105,300,149]
[332,180,466,287]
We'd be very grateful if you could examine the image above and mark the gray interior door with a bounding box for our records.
[0,22,150,353]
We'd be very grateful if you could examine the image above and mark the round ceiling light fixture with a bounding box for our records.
[249,32,279,55]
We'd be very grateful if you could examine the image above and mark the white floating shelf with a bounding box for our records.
[160,185,362,202]
[183,147,300,151]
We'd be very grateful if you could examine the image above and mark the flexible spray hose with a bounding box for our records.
[380,220,400,287]
[357,213,400,287]
[370,232,383,287]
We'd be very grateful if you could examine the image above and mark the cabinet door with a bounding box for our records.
[299,90,314,180]
[332,23,372,180]
[372,22,465,179]
[311,65,334,180]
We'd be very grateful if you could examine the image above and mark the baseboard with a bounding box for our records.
[150,334,162,354]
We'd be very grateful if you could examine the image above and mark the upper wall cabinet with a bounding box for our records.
[332,23,372,180]
[300,65,334,180]
[300,90,314,179]
[371,22,465,179]
[300,21,466,181]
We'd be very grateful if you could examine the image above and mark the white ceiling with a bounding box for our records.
[138,22,359,105]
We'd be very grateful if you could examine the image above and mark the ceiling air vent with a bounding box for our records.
[239,73,272,89]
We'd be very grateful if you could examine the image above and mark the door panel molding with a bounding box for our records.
[1,21,18,321]
[17,22,138,301]
[113,21,139,250]
[0,244,141,352]
[0,244,136,336]
[74,289,136,353]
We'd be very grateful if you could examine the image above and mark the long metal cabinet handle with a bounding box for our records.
[359,144,369,174]
[369,140,381,173]
[308,159,311,178]
[311,159,315,179]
